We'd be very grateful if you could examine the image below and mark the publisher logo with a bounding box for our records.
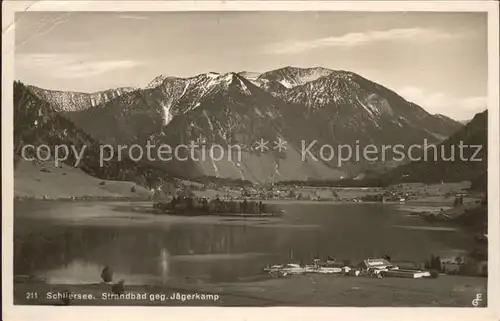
[472,293,483,307]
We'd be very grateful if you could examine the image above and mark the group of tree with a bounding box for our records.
[424,255,442,271]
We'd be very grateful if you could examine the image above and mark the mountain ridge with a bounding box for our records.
[27,85,137,112]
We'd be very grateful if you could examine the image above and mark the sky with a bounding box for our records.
[14,11,488,121]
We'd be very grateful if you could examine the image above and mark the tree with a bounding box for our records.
[429,255,435,267]
[434,256,442,271]
[425,254,442,271]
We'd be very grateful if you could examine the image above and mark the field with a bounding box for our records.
[14,159,151,199]
[14,274,487,307]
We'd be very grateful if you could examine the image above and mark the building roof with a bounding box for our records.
[363,258,393,268]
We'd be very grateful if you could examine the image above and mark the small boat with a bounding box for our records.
[382,269,431,278]
[264,263,306,276]
[305,265,342,274]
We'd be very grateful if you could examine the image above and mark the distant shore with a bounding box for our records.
[14,195,151,202]
[12,195,473,207]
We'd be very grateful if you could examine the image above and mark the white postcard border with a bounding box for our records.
[2,1,499,321]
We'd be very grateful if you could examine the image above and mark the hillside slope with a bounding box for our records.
[377,110,487,188]
[15,159,150,199]
[14,81,169,190]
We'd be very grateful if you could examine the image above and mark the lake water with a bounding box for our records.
[14,201,473,285]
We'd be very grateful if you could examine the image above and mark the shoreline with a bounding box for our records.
[14,196,151,202]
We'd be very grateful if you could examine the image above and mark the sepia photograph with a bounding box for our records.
[2,1,499,320]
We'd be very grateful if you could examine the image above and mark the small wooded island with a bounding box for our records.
[153,196,285,217]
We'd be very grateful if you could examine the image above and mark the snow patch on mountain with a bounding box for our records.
[257,66,335,89]
[274,162,282,177]
[236,78,251,95]
[179,83,190,99]
[222,73,236,83]
[210,158,220,177]
[160,101,173,125]
[146,74,170,89]
[279,79,295,89]
[207,72,221,79]
[357,97,376,118]
[230,159,246,180]
[27,86,136,112]
[238,71,262,80]
[203,110,214,131]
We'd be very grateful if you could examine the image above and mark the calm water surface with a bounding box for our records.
[14,201,473,285]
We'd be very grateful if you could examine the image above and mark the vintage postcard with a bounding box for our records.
[2,1,499,321]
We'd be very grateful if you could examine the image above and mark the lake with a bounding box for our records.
[14,201,473,285]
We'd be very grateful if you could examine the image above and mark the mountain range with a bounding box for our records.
[16,66,467,185]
